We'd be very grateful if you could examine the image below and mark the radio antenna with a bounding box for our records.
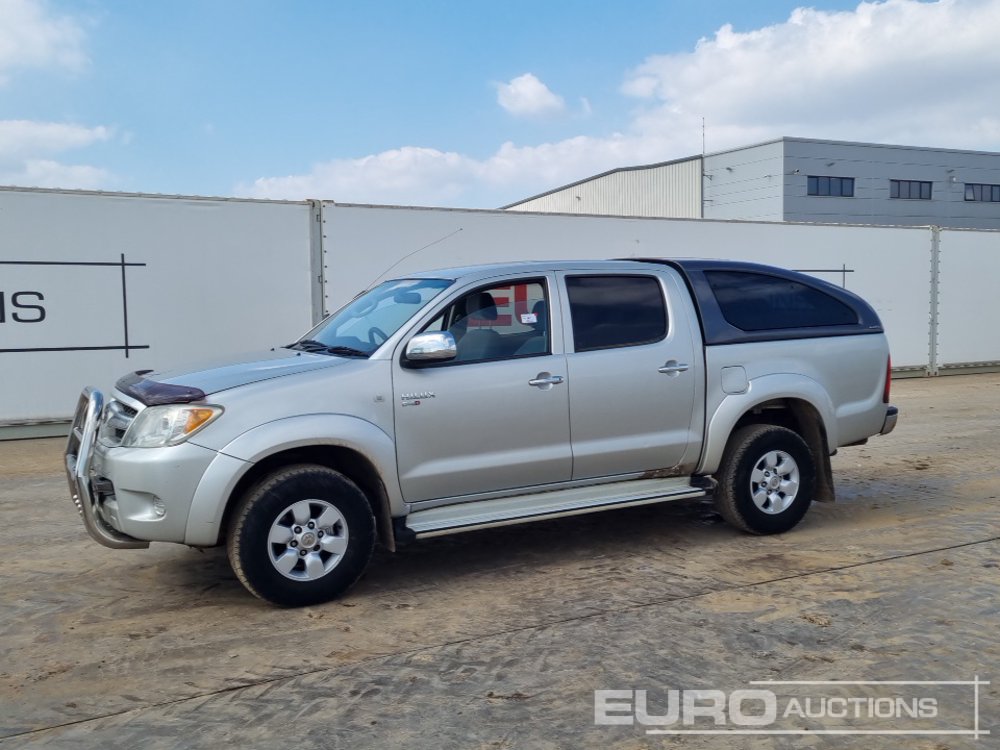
[368,227,464,286]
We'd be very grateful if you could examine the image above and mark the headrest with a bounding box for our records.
[463,292,498,321]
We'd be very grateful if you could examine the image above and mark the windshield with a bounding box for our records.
[289,278,453,356]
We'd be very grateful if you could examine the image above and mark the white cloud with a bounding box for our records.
[241,0,1000,208]
[0,0,87,84]
[239,136,666,206]
[496,73,566,118]
[620,0,1000,152]
[241,147,481,206]
[0,120,110,157]
[0,2,107,190]
[0,120,113,189]
[0,159,110,189]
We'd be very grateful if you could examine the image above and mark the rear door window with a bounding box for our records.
[565,275,667,352]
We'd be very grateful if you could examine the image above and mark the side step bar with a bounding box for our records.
[402,477,708,539]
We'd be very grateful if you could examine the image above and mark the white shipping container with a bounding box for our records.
[0,188,318,425]
[2,188,998,428]
[937,228,1000,369]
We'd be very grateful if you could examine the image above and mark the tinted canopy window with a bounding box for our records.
[566,275,667,352]
[705,271,858,331]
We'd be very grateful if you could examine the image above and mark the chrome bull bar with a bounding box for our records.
[64,387,149,549]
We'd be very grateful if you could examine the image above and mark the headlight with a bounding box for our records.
[121,404,223,448]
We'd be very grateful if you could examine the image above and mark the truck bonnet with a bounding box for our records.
[115,349,345,405]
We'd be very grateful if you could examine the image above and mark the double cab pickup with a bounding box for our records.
[66,259,897,605]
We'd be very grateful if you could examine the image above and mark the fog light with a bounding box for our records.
[152,498,166,518]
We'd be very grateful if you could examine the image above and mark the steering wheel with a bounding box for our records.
[368,326,388,346]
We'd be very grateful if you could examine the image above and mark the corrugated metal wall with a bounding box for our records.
[703,141,785,221]
[782,139,1000,230]
[507,158,702,218]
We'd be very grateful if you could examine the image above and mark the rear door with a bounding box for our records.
[393,274,572,503]
[558,270,699,480]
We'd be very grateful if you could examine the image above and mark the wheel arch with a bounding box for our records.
[700,378,836,502]
[220,445,397,552]
[185,414,402,549]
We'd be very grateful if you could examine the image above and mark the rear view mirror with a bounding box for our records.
[394,290,422,304]
[405,331,457,362]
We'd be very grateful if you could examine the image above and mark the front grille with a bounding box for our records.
[98,400,138,447]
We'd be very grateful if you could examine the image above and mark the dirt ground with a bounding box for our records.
[0,375,997,749]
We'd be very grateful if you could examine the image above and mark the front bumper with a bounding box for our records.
[66,387,222,548]
[65,387,148,549]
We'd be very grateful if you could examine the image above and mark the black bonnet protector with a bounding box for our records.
[116,371,207,406]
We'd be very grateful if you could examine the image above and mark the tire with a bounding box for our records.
[226,464,375,606]
[715,424,815,535]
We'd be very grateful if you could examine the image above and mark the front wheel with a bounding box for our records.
[227,464,375,606]
[715,424,816,535]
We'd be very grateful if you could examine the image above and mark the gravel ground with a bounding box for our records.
[0,374,997,749]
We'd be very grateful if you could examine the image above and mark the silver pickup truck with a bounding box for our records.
[66,259,897,605]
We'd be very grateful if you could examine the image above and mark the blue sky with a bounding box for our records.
[3,0,1000,207]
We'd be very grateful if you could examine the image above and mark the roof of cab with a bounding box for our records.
[400,258,662,281]
[399,257,824,280]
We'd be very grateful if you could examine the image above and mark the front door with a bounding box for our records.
[393,276,572,503]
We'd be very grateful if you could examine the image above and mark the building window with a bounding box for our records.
[807,175,855,197]
[891,179,932,200]
[965,183,1000,202]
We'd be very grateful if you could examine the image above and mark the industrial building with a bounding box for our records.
[504,136,1000,230]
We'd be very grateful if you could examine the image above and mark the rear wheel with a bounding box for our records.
[715,424,815,534]
[227,464,375,606]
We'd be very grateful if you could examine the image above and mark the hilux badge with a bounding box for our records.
[401,391,435,406]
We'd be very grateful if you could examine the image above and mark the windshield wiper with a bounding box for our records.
[285,340,370,357]
[286,339,329,352]
[322,345,370,358]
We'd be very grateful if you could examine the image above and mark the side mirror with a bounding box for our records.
[405,331,457,362]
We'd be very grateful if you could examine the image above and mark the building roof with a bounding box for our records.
[503,136,1000,209]
[500,154,700,209]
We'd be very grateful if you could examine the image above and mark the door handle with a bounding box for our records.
[528,373,565,388]
[658,361,690,375]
